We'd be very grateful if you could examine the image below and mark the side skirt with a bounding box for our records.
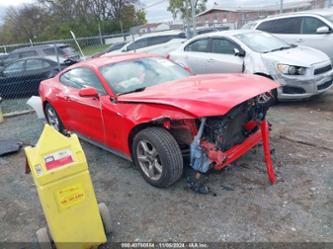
[77,133,132,162]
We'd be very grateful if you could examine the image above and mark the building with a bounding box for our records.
[196,0,326,28]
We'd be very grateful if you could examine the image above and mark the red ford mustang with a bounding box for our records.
[40,53,279,188]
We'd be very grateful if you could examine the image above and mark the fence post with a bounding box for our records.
[98,22,103,45]
[54,43,61,71]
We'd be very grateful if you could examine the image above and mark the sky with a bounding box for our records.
[0,0,304,23]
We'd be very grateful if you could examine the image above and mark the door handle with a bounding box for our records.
[296,38,303,43]
[207,58,216,62]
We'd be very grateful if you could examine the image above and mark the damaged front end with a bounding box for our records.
[187,94,276,184]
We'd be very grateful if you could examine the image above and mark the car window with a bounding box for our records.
[108,43,127,52]
[148,36,174,46]
[127,38,149,51]
[241,21,257,30]
[4,60,25,74]
[100,57,190,95]
[211,38,240,54]
[301,17,329,34]
[184,38,210,52]
[44,46,77,56]
[257,17,301,34]
[60,67,106,94]
[26,59,51,71]
[59,46,76,56]
[19,50,38,58]
[43,48,56,55]
[235,32,291,53]
[7,53,19,60]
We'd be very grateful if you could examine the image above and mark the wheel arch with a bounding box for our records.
[127,120,167,158]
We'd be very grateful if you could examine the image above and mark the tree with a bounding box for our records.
[168,0,207,32]
[0,0,146,44]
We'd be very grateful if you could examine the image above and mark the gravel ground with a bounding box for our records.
[0,89,332,243]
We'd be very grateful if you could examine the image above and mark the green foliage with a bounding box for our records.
[0,0,147,44]
[167,0,207,20]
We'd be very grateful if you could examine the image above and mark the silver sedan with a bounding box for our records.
[169,30,333,101]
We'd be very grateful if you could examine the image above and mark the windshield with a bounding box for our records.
[241,21,257,30]
[324,14,333,23]
[100,57,190,95]
[235,32,292,53]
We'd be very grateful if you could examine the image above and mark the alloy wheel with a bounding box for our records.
[136,140,163,181]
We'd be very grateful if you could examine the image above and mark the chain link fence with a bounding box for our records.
[0,32,134,116]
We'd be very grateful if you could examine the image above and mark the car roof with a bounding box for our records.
[11,43,70,53]
[6,56,57,65]
[262,8,333,21]
[191,29,260,39]
[72,52,157,68]
[138,30,184,39]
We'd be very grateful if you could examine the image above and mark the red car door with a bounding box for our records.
[58,67,106,144]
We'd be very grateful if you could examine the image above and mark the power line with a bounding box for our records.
[143,0,167,10]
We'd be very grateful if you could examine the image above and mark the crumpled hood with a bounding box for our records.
[117,74,279,117]
[262,46,330,67]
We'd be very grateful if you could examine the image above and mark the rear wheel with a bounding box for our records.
[132,127,183,188]
[45,103,64,133]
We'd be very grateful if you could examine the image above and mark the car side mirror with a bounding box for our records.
[79,87,99,98]
[316,26,330,34]
[234,48,246,57]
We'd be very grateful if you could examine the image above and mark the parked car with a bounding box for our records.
[102,30,186,57]
[0,57,61,98]
[40,53,279,188]
[169,30,333,101]
[0,53,8,66]
[248,9,333,63]
[3,44,80,66]
[91,41,128,58]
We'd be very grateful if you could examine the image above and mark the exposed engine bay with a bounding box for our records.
[202,95,269,151]
[189,94,272,173]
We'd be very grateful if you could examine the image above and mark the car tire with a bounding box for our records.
[45,103,65,133]
[132,127,183,188]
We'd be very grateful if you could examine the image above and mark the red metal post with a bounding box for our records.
[261,120,276,184]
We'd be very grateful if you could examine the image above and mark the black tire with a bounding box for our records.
[132,127,183,188]
[44,103,65,134]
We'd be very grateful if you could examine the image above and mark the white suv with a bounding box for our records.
[102,30,186,57]
[249,9,333,63]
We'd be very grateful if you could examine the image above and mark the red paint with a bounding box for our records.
[40,53,278,181]
[201,120,276,184]
[261,120,277,184]
[45,155,74,170]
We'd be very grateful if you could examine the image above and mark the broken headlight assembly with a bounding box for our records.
[277,64,307,75]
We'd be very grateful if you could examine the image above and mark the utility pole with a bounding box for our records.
[189,0,198,36]
[280,0,284,13]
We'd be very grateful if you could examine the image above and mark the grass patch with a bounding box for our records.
[81,44,110,56]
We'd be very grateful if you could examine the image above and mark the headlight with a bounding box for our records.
[277,64,306,75]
